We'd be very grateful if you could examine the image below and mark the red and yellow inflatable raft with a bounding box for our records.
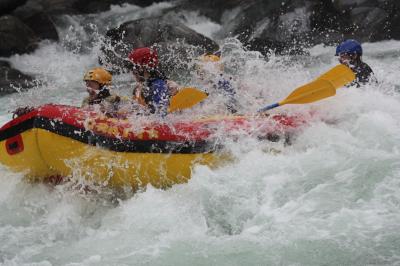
[0,104,302,189]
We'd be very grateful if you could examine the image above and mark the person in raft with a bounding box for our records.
[82,67,121,116]
[195,52,239,113]
[128,47,179,116]
[335,39,376,86]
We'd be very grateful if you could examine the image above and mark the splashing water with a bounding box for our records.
[1,3,400,265]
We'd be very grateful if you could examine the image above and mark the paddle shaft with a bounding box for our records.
[258,103,280,112]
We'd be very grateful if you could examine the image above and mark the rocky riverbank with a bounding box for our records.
[1,0,399,94]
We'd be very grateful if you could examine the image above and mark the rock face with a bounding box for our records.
[13,10,58,41]
[10,0,171,15]
[73,0,170,13]
[0,15,38,56]
[2,0,400,59]
[105,14,218,50]
[100,14,219,77]
[214,0,317,54]
[349,7,390,41]
[1,0,175,53]
[0,60,34,96]
[175,0,243,22]
[0,0,28,15]
[175,0,400,54]
[0,0,399,90]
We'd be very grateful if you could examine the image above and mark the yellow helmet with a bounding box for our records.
[196,54,223,73]
[200,54,221,62]
[83,67,112,85]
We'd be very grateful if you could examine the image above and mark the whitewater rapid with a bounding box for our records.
[1,3,400,265]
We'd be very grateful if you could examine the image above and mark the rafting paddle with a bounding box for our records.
[168,64,355,113]
[257,64,355,113]
[168,87,208,113]
[317,64,356,88]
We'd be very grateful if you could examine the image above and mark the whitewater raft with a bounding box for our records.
[0,104,302,189]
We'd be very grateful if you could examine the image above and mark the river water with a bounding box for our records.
[1,3,400,266]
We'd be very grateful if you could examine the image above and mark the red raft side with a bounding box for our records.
[0,104,306,149]
[31,104,305,142]
[0,109,38,131]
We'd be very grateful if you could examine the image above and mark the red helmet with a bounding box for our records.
[128,47,159,69]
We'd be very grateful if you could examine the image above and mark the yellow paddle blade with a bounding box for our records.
[258,64,356,112]
[317,64,356,88]
[168,87,208,113]
[280,79,336,105]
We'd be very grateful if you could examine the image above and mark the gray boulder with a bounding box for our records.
[348,7,389,41]
[13,7,58,41]
[388,11,400,39]
[0,60,34,96]
[229,0,283,39]
[15,0,76,15]
[0,15,38,56]
[308,0,347,45]
[376,0,400,39]
[227,0,316,54]
[332,0,379,10]
[12,0,173,16]
[0,0,27,15]
[174,0,243,22]
[219,0,399,55]
[100,14,219,78]
[73,0,172,13]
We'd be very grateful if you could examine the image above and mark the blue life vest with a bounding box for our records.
[217,76,238,113]
[142,78,169,115]
[217,78,235,97]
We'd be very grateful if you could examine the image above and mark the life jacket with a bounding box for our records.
[217,75,235,96]
[134,78,170,115]
[88,87,111,105]
[216,75,238,113]
[82,87,120,108]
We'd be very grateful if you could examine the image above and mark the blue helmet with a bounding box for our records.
[335,39,362,56]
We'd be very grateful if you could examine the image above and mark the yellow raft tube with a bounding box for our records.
[0,104,299,189]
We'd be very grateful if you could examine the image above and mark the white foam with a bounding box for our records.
[0,4,400,265]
